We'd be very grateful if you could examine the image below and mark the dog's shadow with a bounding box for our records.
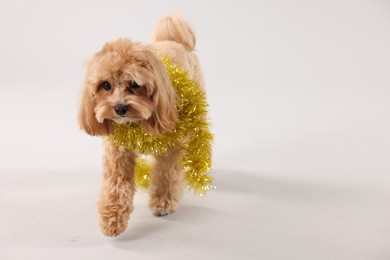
[113,169,374,243]
[115,204,218,242]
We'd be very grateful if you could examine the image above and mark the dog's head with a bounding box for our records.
[78,38,178,136]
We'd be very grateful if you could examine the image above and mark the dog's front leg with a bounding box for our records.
[97,140,136,237]
[149,145,184,216]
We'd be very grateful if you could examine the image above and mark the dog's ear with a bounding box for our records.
[78,80,113,136]
[140,50,178,135]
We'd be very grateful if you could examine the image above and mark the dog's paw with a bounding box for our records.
[152,208,169,217]
[100,219,127,237]
[149,198,177,217]
[98,205,132,237]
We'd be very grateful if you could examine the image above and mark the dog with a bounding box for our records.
[78,14,211,237]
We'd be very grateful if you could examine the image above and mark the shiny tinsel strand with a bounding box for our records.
[109,55,213,195]
[134,157,151,189]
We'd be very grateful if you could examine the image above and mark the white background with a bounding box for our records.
[1,0,390,259]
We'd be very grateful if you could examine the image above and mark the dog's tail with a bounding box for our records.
[153,13,196,51]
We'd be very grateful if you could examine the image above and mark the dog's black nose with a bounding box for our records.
[114,104,128,116]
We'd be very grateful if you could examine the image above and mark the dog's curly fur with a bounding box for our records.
[78,14,206,237]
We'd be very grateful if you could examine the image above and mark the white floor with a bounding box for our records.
[1,167,390,259]
[1,0,390,259]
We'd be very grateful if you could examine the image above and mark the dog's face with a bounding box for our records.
[78,39,177,136]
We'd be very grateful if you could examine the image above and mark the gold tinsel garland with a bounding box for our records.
[109,55,213,195]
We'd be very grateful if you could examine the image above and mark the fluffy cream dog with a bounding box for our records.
[78,14,208,237]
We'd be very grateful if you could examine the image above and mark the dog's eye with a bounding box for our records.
[130,81,140,89]
[101,81,111,91]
